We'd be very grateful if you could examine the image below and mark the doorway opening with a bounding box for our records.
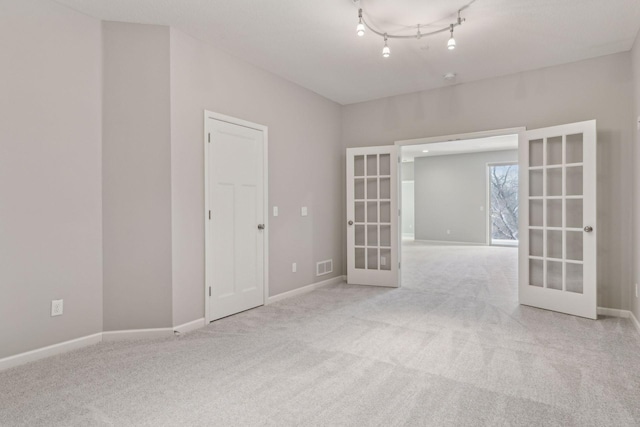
[397,129,521,299]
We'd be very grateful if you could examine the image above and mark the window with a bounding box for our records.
[489,163,519,245]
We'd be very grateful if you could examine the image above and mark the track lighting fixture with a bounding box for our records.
[382,35,390,58]
[355,1,472,58]
[356,9,365,36]
[448,25,456,50]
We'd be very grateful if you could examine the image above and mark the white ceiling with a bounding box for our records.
[54,0,640,105]
[401,134,518,162]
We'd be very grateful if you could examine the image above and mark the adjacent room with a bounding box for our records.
[2,0,640,425]
[399,134,520,299]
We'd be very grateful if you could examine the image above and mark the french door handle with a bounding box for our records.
[584,226,593,233]
[348,220,354,226]
[258,224,265,230]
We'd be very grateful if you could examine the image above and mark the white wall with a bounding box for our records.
[343,53,635,310]
[0,0,103,358]
[632,32,640,321]
[414,150,518,244]
[102,22,173,330]
[169,29,344,326]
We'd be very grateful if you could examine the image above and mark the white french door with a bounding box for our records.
[346,146,399,287]
[205,114,267,322]
[519,120,597,319]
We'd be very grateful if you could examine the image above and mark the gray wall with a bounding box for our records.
[343,52,636,311]
[414,150,518,244]
[0,0,103,358]
[102,22,173,330]
[632,33,640,321]
[169,28,344,326]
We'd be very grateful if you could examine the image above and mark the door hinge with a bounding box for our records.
[209,210,211,220]
[208,133,211,143]
[398,209,401,216]
[209,287,211,297]
[398,262,401,269]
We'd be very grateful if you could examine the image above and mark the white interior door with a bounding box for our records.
[346,146,399,287]
[519,120,597,319]
[206,116,266,321]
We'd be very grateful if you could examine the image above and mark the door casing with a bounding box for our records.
[204,111,269,324]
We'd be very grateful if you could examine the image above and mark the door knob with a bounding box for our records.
[584,226,593,233]
[348,220,354,226]
[258,224,265,230]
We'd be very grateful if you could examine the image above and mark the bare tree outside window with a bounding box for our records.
[490,164,519,243]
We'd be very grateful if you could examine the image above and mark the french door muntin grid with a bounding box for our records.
[354,154,392,271]
[528,133,584,294]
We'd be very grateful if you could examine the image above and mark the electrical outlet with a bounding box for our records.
[51,299,63,317]
[301,207,308,217]
[292,262,297,273]
[446,229,451,235]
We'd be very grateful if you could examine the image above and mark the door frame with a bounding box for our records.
[486,161,519,247]
[394,127,526,288]
[203,110,269,324]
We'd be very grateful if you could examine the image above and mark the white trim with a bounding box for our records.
[597,307,630,318]
[102,328,174,342]
[204,111,269,324]
[596,307,640,336]
[266,275,346,305]
[394,127,526,147]
[0,333,102,372]
[173,318,206,334]
[413,239,487,246]
[630,311,640,335]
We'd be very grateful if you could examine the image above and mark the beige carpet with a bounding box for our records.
[1,242,639,426]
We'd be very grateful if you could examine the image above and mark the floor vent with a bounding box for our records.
[316,259,333,276]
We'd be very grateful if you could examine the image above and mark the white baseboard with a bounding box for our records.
[597,307,640,337]
[102,327,174,342]
[266,275,346,305]
[174,318,206,335]
[597,307,630,318]
[630,311,640,335]
[0,332,102,372]
[413,239,486,246]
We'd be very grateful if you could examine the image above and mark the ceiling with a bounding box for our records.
[54,0,640,105]
[401,134,518,162]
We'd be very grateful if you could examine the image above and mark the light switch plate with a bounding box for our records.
[301,207,308,216]
[273,206,278,217]
[292,262,297,273]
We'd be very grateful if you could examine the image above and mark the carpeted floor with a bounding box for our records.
[1,242,639,426]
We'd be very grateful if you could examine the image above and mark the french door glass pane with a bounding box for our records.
[566,134,583,163]
[547,136,563,165]
[354,155,365,177]
[379,154,390,175]
[566,199,583,228]
[530,199,543,227]
[547,261,563,290]
[530,170,543,197]
[566,263,584,294]
[529,139,543,167]
[530,259,544,287]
